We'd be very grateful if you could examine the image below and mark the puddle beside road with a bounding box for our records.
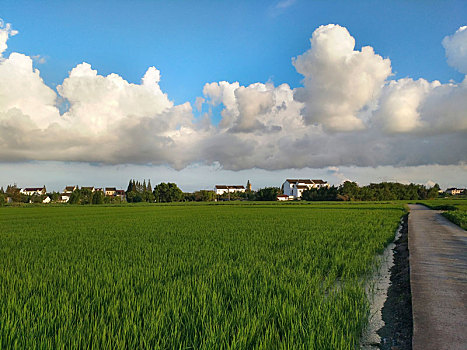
[360,221,403,349]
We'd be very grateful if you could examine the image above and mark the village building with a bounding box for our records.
[105,187,117,196]
[115,190,126,200]
[445,188,465,195]
[214,185,246,195]
[282,179,330,200]
[59,193,71,203]
[20,186,46,196]
[276,194,291,201]
[63,186,78,194]
[42,196,51,204]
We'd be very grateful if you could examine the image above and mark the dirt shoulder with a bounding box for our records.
[378,213,413,349]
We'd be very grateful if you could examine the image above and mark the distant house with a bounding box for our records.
[105,187,117,196]
[63,186,77,194]
[214,185,245,195]
[59,193,71,203]
[42,196,51,204]
[81,186,95,193]
[282,179,330,200]
[115,190,126,200]
[445,188,465,195]
[20,186,46,196]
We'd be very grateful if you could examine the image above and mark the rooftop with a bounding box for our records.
[215,185,245,189]
[23,187,45,191]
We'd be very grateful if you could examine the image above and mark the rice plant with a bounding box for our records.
[0,203,404,349]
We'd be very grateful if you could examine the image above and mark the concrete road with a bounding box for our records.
[408,204,467,350]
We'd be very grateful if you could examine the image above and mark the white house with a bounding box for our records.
[445,188,465,195]
[42,196,51,204]
[282,179,330,199]
[63,186,77,194]
[115,189,126,200]
[59,193,71,203]
[105,187,117,196]
[20,187,46,196]
[214,185,246,195]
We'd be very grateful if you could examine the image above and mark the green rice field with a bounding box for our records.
[0,203,405,349]
[418,199,467,230]
[417,198,467,211]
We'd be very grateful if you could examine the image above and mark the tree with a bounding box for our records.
[153,182,183,202]
[183,192,196,202]
[92,191,104,204]
[147,179,152,192]
[127,179,137,193]
[245,191,256,201]
[143,190,155,203]
[68,190,81,204]
[218,190,247,201]
[126,191,142,203]
[194,190,216,201]
[126,179,155,202]
[339,181,359,201]
[48,192,60,202]
[154,182,168,202]
[30,194,44,203]
[256,187,281,201]
[80,188,93,204]
[6,185,21,203]
[427,183,440,199]
[302,186,339,201]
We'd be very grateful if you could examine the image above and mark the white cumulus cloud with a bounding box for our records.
[442,26,467,74]
[0,20,18,55]
[373,76,467,135]
[0,52,59,128]
[374,78,438,133]
[293,24,392,132]
[0,20,466,172]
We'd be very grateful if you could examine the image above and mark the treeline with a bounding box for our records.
[184,187,282,202]
[126,180,184,203]
[126,179,154,203]
[0,185,49,205]
[125,180,213,203]
[302,181,440,201]
[1,181,444,205]
[68,189,122,205]
[126,179,282,202]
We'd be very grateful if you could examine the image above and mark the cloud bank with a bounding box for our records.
[0,21,466,170]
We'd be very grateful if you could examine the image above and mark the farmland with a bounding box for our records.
[417,199,467,230]
[0,203,405,349]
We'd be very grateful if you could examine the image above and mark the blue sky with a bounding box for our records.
[0,1,466,191]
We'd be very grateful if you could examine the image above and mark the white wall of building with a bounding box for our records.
[215,187,246,195]
[282,179,329,200]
